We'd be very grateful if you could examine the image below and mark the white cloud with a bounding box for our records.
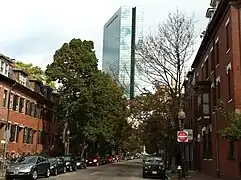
[0,0,210,69]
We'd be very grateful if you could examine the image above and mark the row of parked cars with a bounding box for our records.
[5,154,121,180]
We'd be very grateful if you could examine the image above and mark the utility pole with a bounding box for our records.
[2,82,16,178]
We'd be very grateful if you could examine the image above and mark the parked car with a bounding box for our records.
[76,156,87,169]
[113,155,120,162]
[59,155,77,172]
[5,155,50,180]
[87,155,101,166]
[48,157,66,176]
[100,156,107,165]
[142,156,166,179]
[125,154,134,160]
[105,155,114,163]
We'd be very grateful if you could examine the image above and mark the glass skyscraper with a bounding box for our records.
[102,6,145,99]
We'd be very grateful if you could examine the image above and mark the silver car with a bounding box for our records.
[5,155,50,180]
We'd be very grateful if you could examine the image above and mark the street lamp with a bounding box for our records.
[66,129,70,155]
[178,109,186,178]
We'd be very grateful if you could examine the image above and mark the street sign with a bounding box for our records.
[177,131,188,142]
[184,129,193,141]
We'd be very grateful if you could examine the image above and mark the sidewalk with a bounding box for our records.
[169,171,218,180]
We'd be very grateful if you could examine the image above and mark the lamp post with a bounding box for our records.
[178,109,186,177]
[66,129,70,155]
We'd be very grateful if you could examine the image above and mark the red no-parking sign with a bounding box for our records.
[177,131,188,142]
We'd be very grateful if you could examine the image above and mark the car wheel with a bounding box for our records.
[32,169,38,180]
[69,166,73,172]
[63,166,67,173]
[54,168,58,176]
[6,176,13,180]
[45,168,50,177]
[142,172,146,178]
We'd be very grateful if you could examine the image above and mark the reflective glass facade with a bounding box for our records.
[102,6,144,98]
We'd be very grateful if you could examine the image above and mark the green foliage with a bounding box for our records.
[220,113,241,141]
[14,61,55,88]
[130,86,173,153]
[45,38,128,151]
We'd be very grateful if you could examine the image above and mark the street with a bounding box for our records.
[42,159,147,180]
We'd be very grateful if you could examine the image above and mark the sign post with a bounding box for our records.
[177,131,188,143]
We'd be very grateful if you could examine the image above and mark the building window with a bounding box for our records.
[228,69,232,100]
[228,141,235,160]
[205,60,209,79]
[25,100,30,115]
[9,93,13,109]
[0,61,9,76]
[226,20,230,51]
[23,128,28,143]
[211,49,215,71]
[19,98,25,113]
[2,90,7,107]
[30,102,35,116]
[12,95,19,111]
[19,73,27,86]
[203,93,209,115]
[216,40,220,65]
[9,125,18,142]
[5,64,9,76]
[28,129,34,144]
[217,81,221,99]
[0,61,4,73]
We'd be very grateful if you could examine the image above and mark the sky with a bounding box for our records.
[0,0,210,70]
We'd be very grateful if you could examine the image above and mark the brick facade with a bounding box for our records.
[0,55,59,158]
[184,0,241,178]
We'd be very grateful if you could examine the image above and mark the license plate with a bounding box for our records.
[152,171,157,174]
[89,162,92,164]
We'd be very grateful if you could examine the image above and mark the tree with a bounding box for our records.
[14,61,55,88]
[130,85,174,154]
[45,38,128,153]
[136,9,196,122]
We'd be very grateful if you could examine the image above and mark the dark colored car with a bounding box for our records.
[76,156,87,169]
[59,155,77,172]
[6,155,50,180]
[142,156,166,179]
[48,157,66,175]
[87,155,101,166]
[100,156,107,165]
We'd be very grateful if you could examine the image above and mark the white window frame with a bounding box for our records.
[19,73,27,86]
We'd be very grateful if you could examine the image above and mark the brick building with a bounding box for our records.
[0,54,59,158]
[184,0,241,178]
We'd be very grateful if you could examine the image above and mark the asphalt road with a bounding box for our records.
[41,159,149,180]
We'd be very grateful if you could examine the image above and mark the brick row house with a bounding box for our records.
[0,54,60,158]
[184,0,241,178]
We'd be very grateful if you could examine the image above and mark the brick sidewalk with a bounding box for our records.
[170,171,218,180]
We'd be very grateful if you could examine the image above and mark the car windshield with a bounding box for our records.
[63,156,71,161]
[17,156,37,164]
[76,157,82,160]
[48,158,56,163]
